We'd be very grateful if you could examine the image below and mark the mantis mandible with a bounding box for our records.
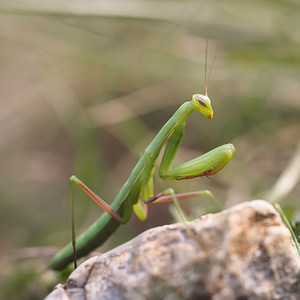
[50,61,235,271]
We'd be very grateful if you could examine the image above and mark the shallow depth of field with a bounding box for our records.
[0,1,300,299]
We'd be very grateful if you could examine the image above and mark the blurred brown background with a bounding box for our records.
[0,1,299,299]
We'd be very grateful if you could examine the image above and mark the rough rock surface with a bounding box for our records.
[45,200,300,300]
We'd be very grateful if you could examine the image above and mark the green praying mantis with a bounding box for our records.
[50,61,235,271]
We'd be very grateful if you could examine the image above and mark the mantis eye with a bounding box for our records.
[197,97,207,107]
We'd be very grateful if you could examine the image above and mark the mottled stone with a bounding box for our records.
[45,200,300,300]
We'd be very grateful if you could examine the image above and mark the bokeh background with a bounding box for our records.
[0,1,299,299]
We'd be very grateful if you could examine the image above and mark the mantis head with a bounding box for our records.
[192,94,213,119]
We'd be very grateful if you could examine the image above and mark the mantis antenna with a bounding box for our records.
[204,40,217,98]
[205,41,208,96]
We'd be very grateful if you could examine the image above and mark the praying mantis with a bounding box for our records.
[50,61,235,271]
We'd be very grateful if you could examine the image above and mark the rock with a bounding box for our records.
[45,200,300,300]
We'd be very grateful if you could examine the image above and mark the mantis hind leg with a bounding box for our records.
[145,188,223,226]
[146,188,223,210]
[69,175,123,268]
[70,175,123,222]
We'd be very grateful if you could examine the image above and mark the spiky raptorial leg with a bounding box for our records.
[158,121,235,181]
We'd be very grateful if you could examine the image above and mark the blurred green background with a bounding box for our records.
[0,1,299,299]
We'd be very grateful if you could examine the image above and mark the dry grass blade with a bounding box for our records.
[267,139,300,204]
